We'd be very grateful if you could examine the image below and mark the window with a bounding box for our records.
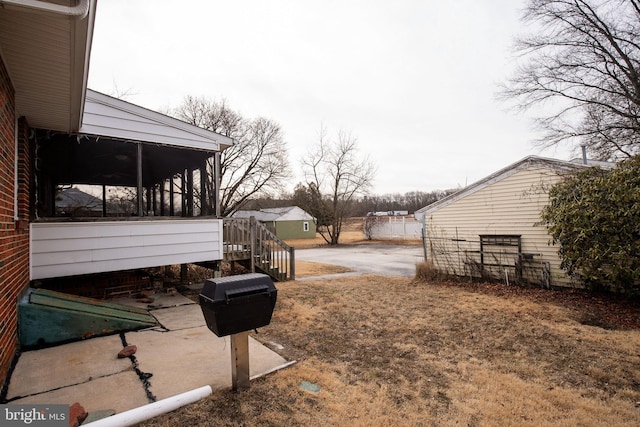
[303,221,309,232]
[479,234,521,268]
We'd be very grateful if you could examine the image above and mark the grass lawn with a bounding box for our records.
[142,264,640,426]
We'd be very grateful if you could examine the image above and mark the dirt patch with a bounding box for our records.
[142,276,640,426]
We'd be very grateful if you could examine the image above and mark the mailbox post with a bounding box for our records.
[230,331,250,391]
[199,273,277,391]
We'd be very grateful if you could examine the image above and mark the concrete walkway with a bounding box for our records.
[5,292,290,416]
[296,244,424,278]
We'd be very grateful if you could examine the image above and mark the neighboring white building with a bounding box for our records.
[414,156,602,288]
[365,216,422,241]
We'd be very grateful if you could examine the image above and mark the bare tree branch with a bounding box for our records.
[173,96,291,216]
[500,0,640,160]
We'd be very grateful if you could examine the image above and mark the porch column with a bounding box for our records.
[214,152,221,217]
[146,187,152,215]
[152,185,157,215]
[199,159,208,216]
[187,168,194,216]
[169,176,175,216]
[136,143,143,216]
[160,179,166,216]
[102,184,107,217]
[181,171,187,217]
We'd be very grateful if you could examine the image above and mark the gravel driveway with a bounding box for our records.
[295,244,424,278]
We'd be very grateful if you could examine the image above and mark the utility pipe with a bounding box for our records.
[0,0,90,19]
[581,144,588,165]
[82,385,212,427]
[13,116,19,221]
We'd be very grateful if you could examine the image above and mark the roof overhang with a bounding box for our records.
[80,89,234,151]
[414,156,587,219]
[0,0,96,132]
[37,90,234,188]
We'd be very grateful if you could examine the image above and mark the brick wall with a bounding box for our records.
[0,56,31,385]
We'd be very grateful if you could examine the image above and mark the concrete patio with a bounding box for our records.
[4,291,291,419]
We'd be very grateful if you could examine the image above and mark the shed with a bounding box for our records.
[414,156,602,288]
[232,206,316,240]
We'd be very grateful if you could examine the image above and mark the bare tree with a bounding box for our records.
[501,0,640,160]
[300,126,376,245]
[174,95,242,137]
[173,96,291,216]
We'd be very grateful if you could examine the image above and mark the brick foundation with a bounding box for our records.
[37,270,154,299]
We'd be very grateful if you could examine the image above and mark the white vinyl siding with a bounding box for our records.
[425,166,576,287]
[80,90,232,151]
[30,219,223,280]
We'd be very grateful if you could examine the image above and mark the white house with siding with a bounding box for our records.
[414,156,593,288]
[31,90,233,281]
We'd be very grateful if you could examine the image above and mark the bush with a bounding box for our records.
[414,260,445,282]
[540,156,640,293]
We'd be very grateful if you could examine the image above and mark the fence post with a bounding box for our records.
[290,247,295,281]
[421,215,428,261]
[403,216,407,239]
[249,216,256,273]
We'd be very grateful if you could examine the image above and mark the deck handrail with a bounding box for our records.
[222,217,295,281]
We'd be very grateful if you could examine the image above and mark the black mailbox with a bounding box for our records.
[199,273,277,337]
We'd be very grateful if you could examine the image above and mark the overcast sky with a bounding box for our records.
[88,0,574,195]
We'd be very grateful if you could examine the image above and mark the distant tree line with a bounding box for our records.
[353,190,457,216]
[242,188,457,217]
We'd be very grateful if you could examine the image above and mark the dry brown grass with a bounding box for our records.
[294,261,352,277]
[143,274,640,427]
[286,230,366,249]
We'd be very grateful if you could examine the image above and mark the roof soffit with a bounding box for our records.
[0,0,95,132]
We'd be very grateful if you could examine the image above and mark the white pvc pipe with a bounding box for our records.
[0,0,90,19]
[82,385,212,427]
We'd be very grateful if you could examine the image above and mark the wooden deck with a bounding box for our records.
[223,217,295,281]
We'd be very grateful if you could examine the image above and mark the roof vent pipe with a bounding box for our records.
[0,0,90,19]
[581,145,588,165]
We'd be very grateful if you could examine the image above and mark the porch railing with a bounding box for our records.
[223,217,295,281]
